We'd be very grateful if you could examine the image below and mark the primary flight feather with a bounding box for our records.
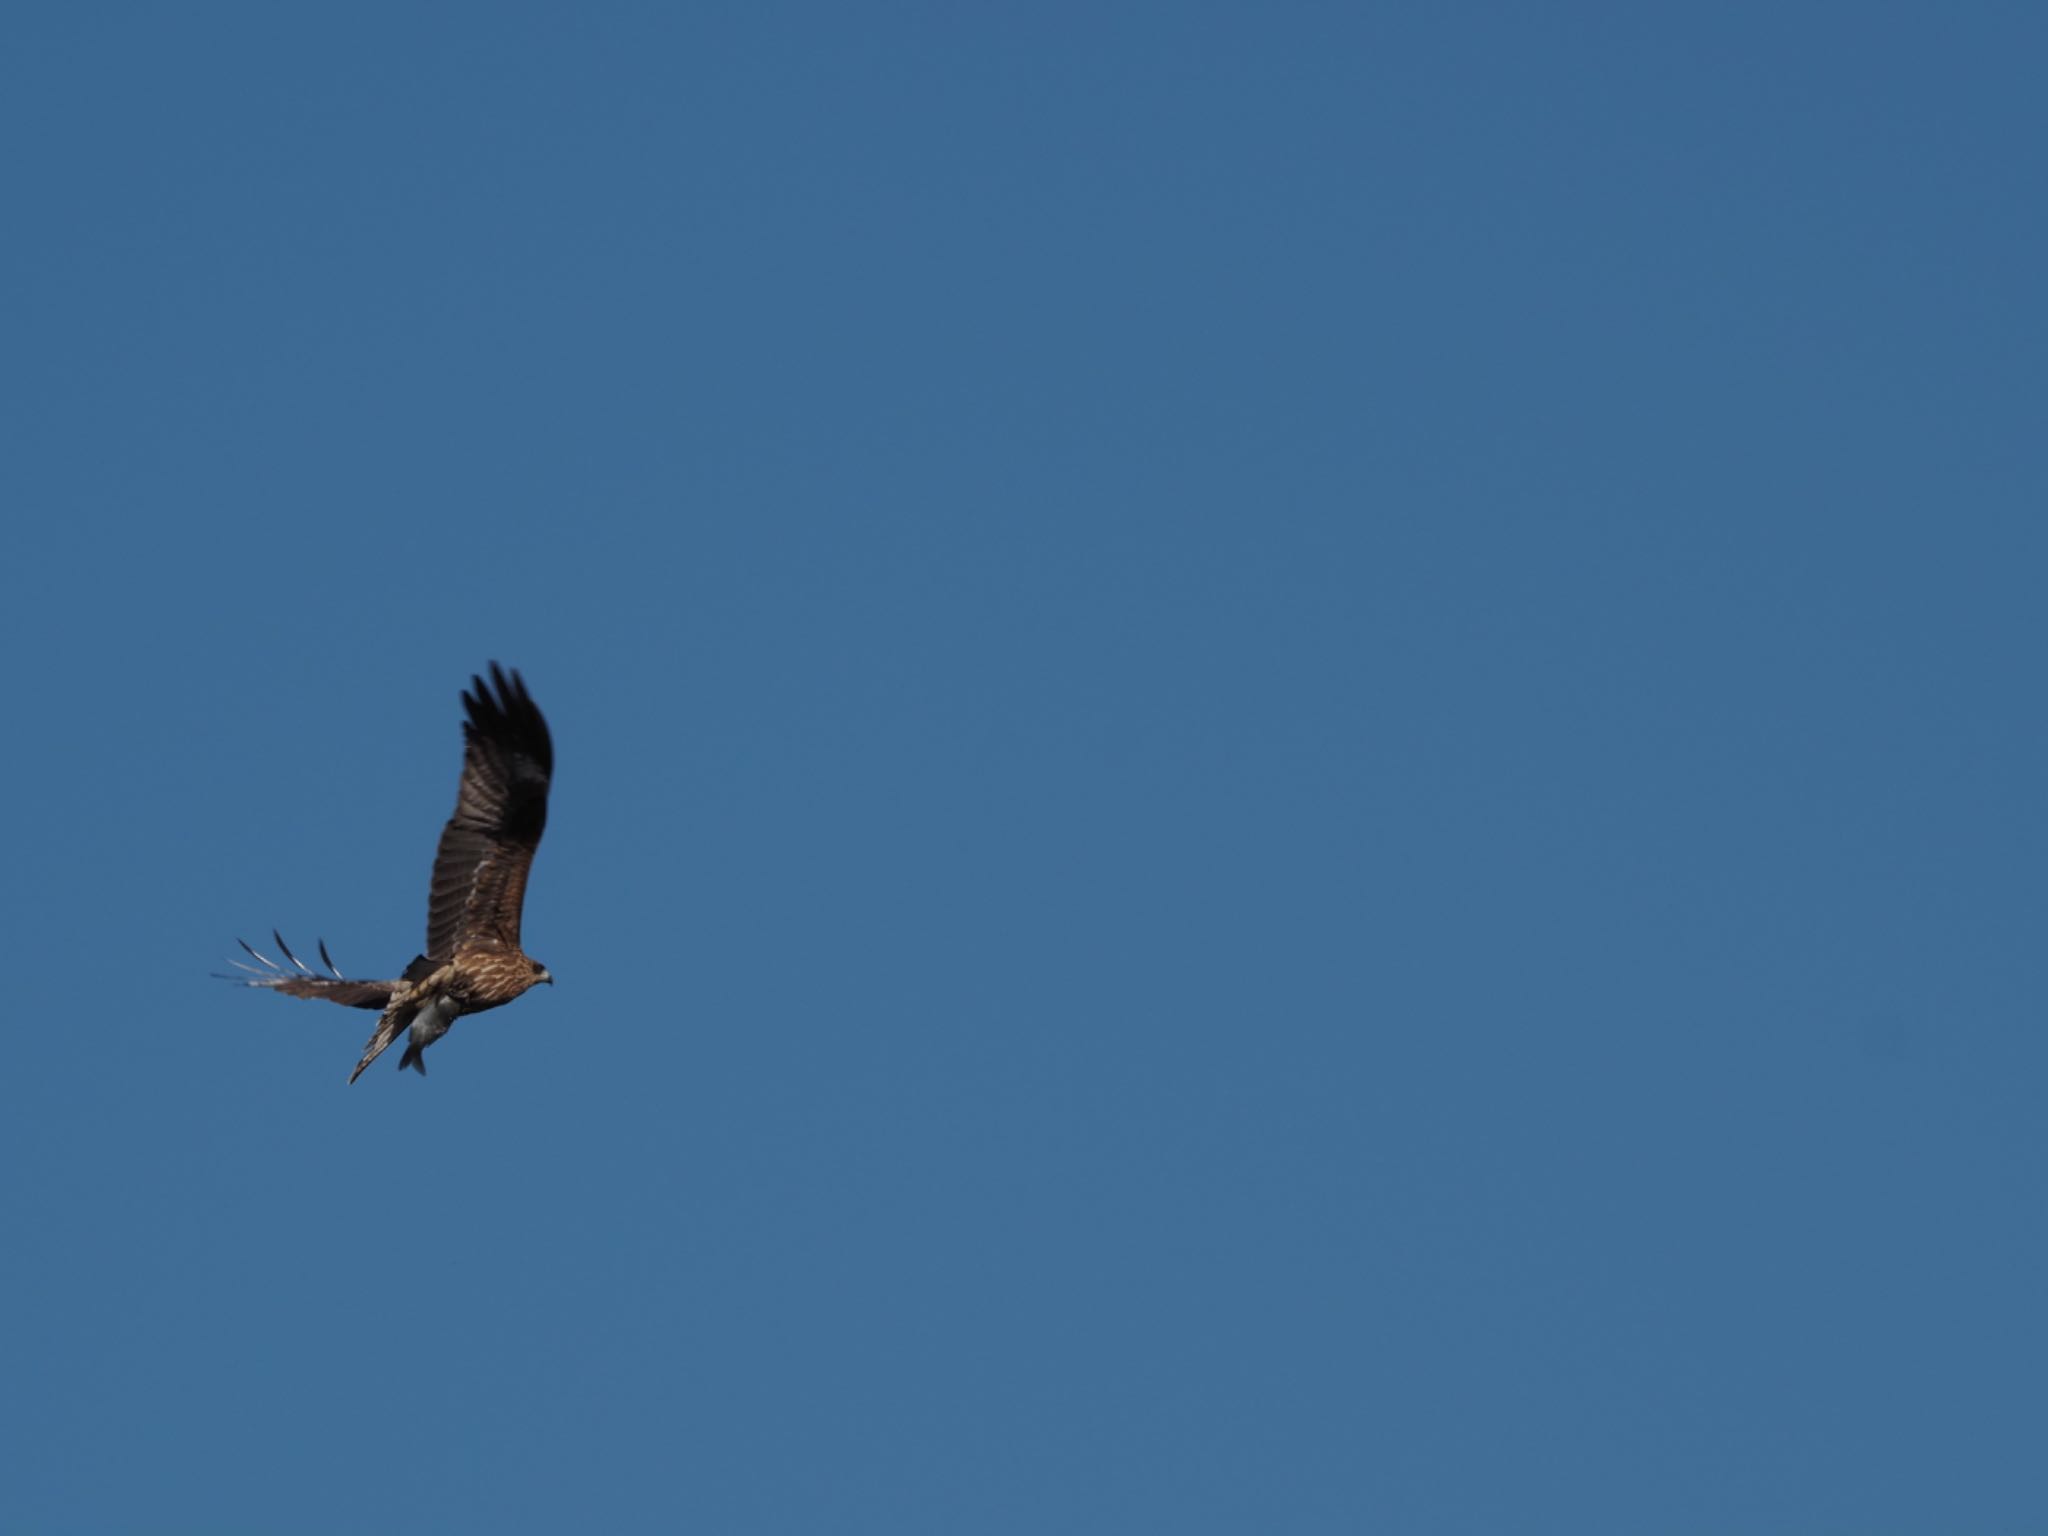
[224,663,555,1082]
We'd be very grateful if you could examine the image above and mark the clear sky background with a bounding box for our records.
[4,4,2044,1531]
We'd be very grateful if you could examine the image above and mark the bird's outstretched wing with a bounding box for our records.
[422,663,553,960]
[218,933,395,1010]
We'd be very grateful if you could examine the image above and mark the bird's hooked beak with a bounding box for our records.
[537,969,555,986]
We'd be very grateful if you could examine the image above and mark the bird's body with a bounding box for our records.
[224,664,555,1082]
[347,945,548,1082]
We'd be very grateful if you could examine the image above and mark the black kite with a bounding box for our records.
[225,663,555,1081]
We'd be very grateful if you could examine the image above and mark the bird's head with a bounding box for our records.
[530,959,554,986]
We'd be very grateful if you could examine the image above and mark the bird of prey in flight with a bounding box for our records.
[225,663,555,1082]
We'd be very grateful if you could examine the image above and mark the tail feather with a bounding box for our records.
[348,1009,409,1084]
[354,994,453,1082]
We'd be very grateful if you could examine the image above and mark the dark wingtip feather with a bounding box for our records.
[460,661,552,775]
[272,931,313,974]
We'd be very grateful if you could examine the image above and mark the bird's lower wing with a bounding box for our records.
[217,933,395,1010]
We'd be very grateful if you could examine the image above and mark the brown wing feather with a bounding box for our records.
[423,663,553,959]
[256,975,396,1009]
[217,935,395,1010]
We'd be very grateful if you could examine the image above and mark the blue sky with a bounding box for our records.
[4,3,2046,1530]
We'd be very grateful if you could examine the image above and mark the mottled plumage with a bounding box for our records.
[223,664,555,1081]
